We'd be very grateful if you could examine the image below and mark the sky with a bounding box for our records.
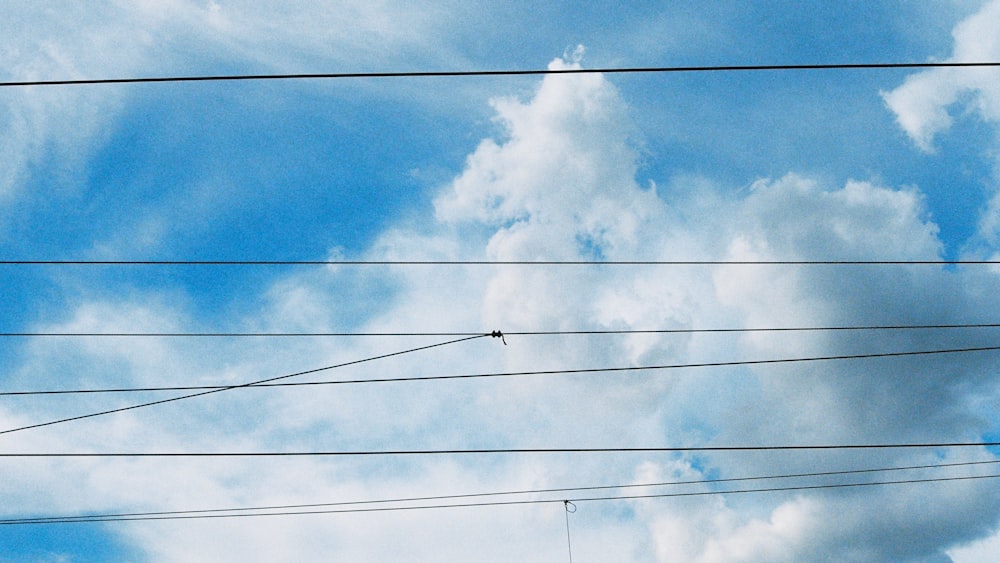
[2,1,1000,561]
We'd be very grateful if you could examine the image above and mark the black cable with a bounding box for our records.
[4,459,993,525]
[1,61,998,88]
[3,442,1000,457]
[1,259,999,265]
[578,473,1000,503]
[0,334,488,436]
[4,323,999,338]
[4,344,998,397]
[3,472,998,524]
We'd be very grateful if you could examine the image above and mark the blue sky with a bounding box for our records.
[3,1,1000,561]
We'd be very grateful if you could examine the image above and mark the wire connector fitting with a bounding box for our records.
[490,330,506,345]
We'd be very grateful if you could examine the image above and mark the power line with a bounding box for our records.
[4,344,998,397]
[577,472,1000,504]
[3,442,1000,457]
[4,323,999,338]
[5,459,993,525]
[3,472,998,524]
[0,334,488,436]
[1,61,998,88]
[1,259,999,265]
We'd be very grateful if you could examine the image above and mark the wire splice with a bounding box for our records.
[491,330,507,345]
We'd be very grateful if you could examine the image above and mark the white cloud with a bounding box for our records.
[651,496,822,563]
[0,1,485,206]
[7,42,1000,561]
[950,528,1000,562]
[882,0,1000,273]
[882,0,1000,152]
[369,53,1000,561]
[0,6,132,199]
[641,470,1000,562]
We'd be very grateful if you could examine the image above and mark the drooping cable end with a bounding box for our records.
[490,330,507,345]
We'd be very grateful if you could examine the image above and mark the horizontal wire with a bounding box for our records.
[0,259,999,265]
[577,472,1000,504]
[4,459,994,525]
[3,473,998,524]
[4,344,998,397]
[0,334,488,436]
[1,61,998,88]
[3,443,1000,457]
[4,323,1000,338]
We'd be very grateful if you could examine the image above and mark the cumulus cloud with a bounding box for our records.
[7,41,1000,562]
[346,52,1000,561]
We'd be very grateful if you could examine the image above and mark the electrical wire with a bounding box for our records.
[0,334,488,436]
[1,61,998,88]
[579,473,1000,503]
[3,459,994,525]
[1,259,999,265]
[3,343,998,397]
[4,322,999,338]
[3,442,1000,457]
[3,471,998,524]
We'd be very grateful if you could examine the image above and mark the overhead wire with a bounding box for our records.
[4,56,1000,543]
[581,472,1000,503]
[3,467,998,524]
[1,259,1000,265]
[3,459,994,525]
[0,60,998,88]
[4,442,1000,457]
[3,343,998,397]
[3,322,999,338]
[0,334,488,436]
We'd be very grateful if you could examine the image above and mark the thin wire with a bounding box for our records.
[0,334,488,436]
[4,442,1000,457]
[1,61,998,88]
[4,459,994,524]
[4,323,999,338]
[4,344,998,397]
[3,473,998,524]
[0,332,489,337]
[577,473,1000,503]
[1,259,999,265]
[564,500,575,563]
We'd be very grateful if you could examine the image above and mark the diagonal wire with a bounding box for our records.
[2,459,993,523]
[576,472,1000,503]
[3,344,999,397]
[0,334,488,436]
[2,471,998,524]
